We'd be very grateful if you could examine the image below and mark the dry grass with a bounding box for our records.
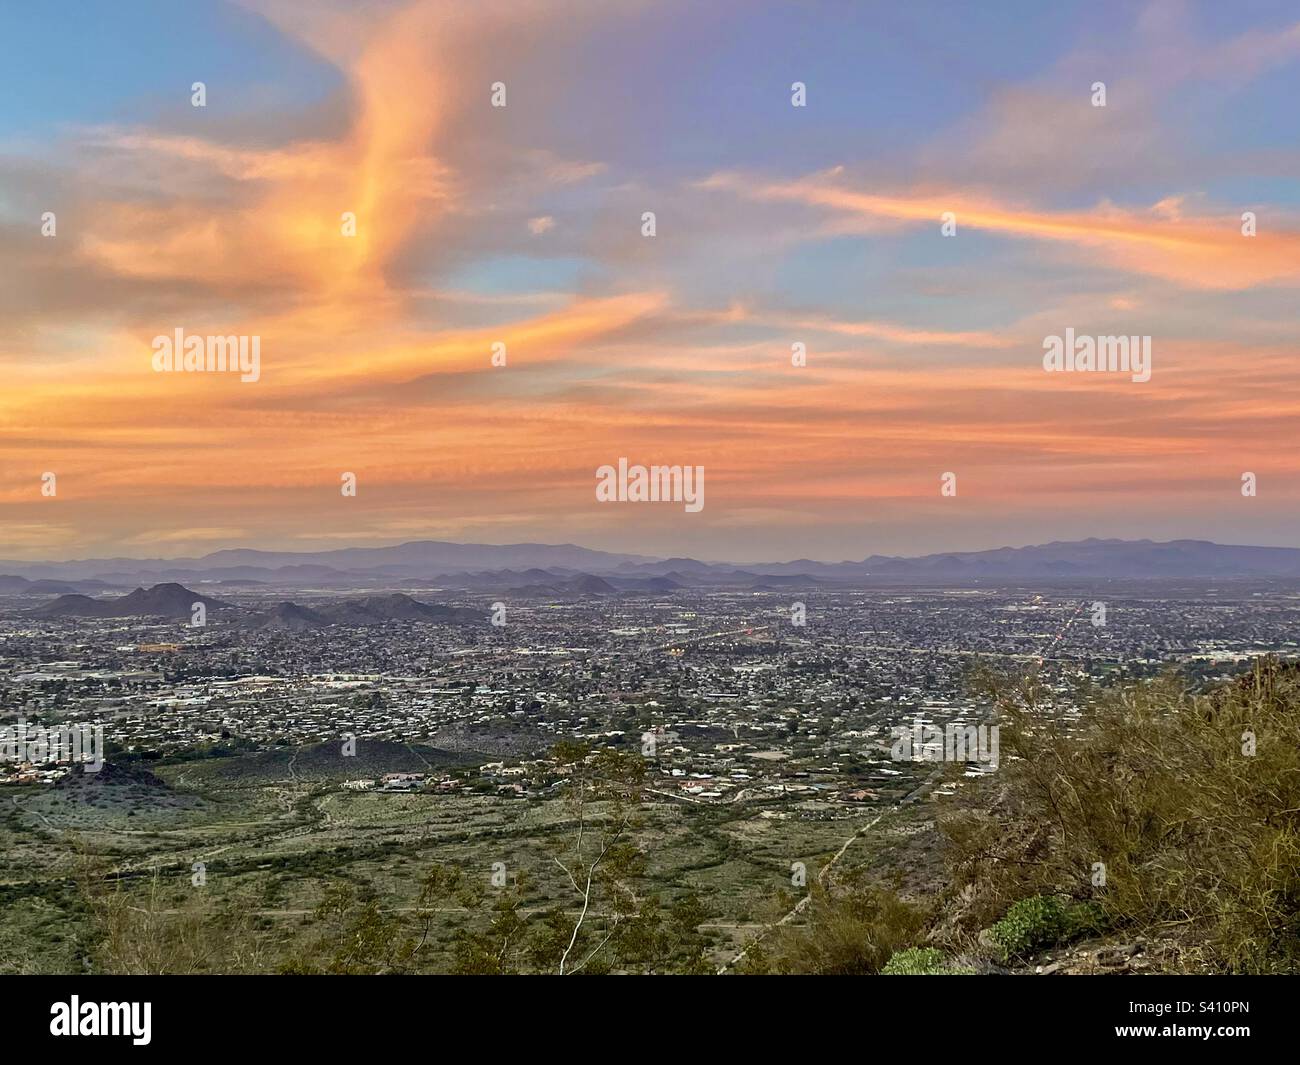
[938,657,1300,973]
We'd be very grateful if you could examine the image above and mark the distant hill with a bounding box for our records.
[605,575,683,593]
[196,740,486,782]
[254,601,328,631]
[24,580,85,595]
[251,593,480,629]
[0,575,121,595]
[34,583,230,618]
[54,760,168,792]
[506,574,617,598]
[49,761,205,814]
[332,593,479,622]
[313,593,481,625]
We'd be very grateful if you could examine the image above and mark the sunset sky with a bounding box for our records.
[1,0,1298,562]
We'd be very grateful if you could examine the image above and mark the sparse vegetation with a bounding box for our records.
[739,658,1300,975]
[939,657,1300,973]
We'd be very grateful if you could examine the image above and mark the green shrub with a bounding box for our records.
[990,895,1067,958]
[988,896,1107,960]
[1064,900,1106,939]
[882,946,947,975]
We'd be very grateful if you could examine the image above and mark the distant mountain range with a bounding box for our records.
[0,541,653,584]
[4,538,1300,592]
[742,538,1300,581]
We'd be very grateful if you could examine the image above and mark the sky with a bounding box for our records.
[0,0,1297,563]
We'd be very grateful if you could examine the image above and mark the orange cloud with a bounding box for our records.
[702,171,1300,290]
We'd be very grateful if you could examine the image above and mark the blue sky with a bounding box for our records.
[1,1,1298,560]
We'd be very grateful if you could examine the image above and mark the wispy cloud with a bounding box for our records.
[700,170,1300,290]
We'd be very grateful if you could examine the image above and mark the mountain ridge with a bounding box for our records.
[4,537,1300,584]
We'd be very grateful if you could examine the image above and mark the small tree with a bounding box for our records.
[537,742,646,974]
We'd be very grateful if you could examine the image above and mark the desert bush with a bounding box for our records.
[942,657,1300,973]
[988,895,1067,958]
[77,857,272,975]
[881,946,947,975]
[757,873,928,975]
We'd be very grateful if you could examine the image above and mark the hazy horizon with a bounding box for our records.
[4,531,1300,572]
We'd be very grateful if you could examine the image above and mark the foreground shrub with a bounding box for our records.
[749,874,928,974]
[881,946,947,974]
[989,895,1067,958]
[942,657,1300,973]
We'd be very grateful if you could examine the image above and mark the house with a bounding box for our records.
[839,788,878,802]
